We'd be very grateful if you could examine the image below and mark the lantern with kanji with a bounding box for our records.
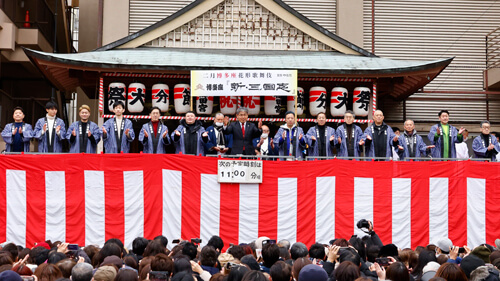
[107,82,126,112]
[220,96,238,115]
[309,86,327,116]
[243,96,261,115]
[152,83,169,112]
[196,96,214,115]
[353,87,371,117]
[287,87,304,115]
[127,82,146,113]
[330,87,348,117]
[264,96,281,116]
[174,84,191,114]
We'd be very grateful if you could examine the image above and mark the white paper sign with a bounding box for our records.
[191,70,297,97]
[217,160,263,183]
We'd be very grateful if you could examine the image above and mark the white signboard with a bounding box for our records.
[191,70,297,97]
[217,160,263,183]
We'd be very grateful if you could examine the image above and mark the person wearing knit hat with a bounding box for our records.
[461,254,486,279]
[379,244,398,258]
[0,270,23,281]
[93,265,117,281]
[473,246,493,264]
[101,255,123,269]
[298,264,328,281]
[470,265,500,281]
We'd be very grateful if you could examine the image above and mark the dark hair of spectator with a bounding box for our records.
[399,249,418,270]
[151,253,173,273]
[124,254,139,270]
[349,236,366,262]
[12,263,33,276]
[411,249,437,279]
[354,278,372,281]
[228,245,246,261]
[490,250,500,263]
[105,238,124,252]
[200,246,218,267]
[415,246,425,255]
[46,101,58,110]
[139,263,150,281]
[426,244,436,252]
[96,242,122,265]
[171,271,195,281]
[278,247,290,261]
[82,245,99,267]
[34,263,63,281]
[392,127,400,133]
[493,257,500,270]
[365,245,380,263]
[436,254,448,265]
[438,110,449,117]
[227,265,250,281]
[240,255,260,271]
[48,252,67,264]
[30,247,50,265]
[291,257,312,280]
[269,261,291,281]
[132,237,149,257]
[55,259,76,278]
[339,248,361,266]
[241,270,268,281]
[335,261,361,281]
[428,277,446,281]
[0,252,13,266]
[1,243,18,261]
[154,235,169,248]
[210,273,225,281]
[55,278,71,281]
[240,245,253,257]
[115,268,139,281]
[207,236,224,252]
[332,238,351,247]
[308,243,326,260]
[435,263,467,281]
[290,243,308,260]
[143,240,167,257]
[262,243,280,268]
[182,243,198,260]
[173,256,193,276]
[386,261,410,281]
[0,264,12,272]
[18,248,30,261]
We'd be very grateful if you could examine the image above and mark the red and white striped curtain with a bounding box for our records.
[1,154,499,250]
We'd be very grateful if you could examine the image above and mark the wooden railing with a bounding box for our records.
[486,27,500,69]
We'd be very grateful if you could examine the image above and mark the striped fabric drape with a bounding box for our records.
[0,154,498,250]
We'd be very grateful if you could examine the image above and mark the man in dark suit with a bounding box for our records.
[224,107,262,155]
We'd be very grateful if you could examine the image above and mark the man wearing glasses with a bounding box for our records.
[472,120,500,161]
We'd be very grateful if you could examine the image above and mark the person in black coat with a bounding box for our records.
[224,107,262,155]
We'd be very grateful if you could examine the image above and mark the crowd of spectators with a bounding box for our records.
[0,221,499,281]
[2,101,500,161]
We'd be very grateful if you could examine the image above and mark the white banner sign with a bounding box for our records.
[191,70,297,97]
[217,160,263,183]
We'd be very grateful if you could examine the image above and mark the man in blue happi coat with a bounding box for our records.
[472,120,500,161]
[102,101,135,153]
[34,101,66,153]
[1,106,33,152]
